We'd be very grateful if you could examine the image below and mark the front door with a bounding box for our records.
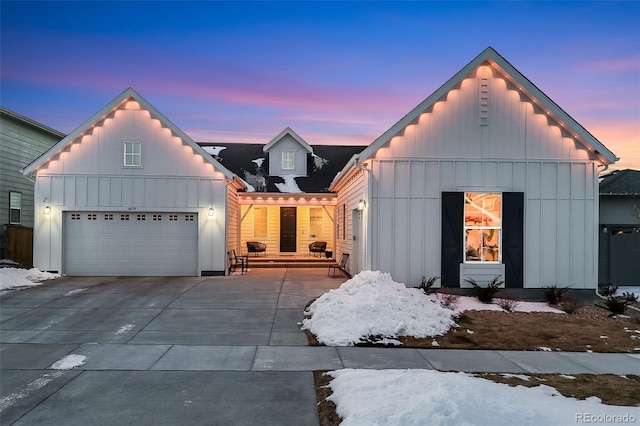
[280,207,297,252]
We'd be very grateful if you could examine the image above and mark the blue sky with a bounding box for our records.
[1,1,639,169]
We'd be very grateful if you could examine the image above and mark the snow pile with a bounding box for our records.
[302,270,456,346]
[0,267,60,291]
[51,354,87,370]
[328,369,636,426]
[274,175,302,193]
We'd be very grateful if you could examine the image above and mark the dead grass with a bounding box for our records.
[309,300,640,424]
[306,305,640,352]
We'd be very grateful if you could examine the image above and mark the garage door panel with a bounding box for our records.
[64,212,198,276]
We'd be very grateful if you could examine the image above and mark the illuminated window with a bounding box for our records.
[282,151,295,170]
[9,192,22,224]
[124,140,142,166]
[254,207,267,238]
[309,207,322,238]
[464,193,501,262]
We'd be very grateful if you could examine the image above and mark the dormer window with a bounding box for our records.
[124,140,142,166]
[282,151,295,170]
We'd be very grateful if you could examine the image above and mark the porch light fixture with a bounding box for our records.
[208,208,215,218]
[44,205,51,215]
[357,200,366,211]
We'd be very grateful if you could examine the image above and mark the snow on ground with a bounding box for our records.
[327,369,637,426]
[302,270,456,346]
[50,354,87,370]
[274,175,302,193]
[303,270,567,346]
[619,286,640,299]
[0,267,60,291]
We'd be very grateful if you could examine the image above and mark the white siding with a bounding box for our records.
[266,134,309,176]
[364,65,600,288]
[32,102,229,275]
[335,169,366,275]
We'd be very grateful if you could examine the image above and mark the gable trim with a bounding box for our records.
[22,88,240,184]
[336,47,617,189]
[263,127,313,154]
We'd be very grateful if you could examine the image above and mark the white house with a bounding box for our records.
[22,88,244,276]
[330,47,617,294]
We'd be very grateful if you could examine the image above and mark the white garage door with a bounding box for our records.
[64,212,198,276]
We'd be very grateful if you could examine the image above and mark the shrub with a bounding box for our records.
[439,288,460,310]
[418,275,440,295]
[497,293,520,312]
[558,298,581,315]
[598,296,629,315]
[622,292,639,303]
[600,284,618,297]
[544,285,572,305]
[465,276,504,304]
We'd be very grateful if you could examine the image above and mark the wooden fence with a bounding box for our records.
[4,225,33,267]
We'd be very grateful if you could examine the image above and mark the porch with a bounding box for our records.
[242,254,337,269]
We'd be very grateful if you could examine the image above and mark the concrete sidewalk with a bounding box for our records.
[1,268,639,425]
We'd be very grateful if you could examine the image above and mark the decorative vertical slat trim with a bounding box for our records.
[479,78,489,126]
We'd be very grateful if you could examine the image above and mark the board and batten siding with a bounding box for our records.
[227,183,240,256]
[32,102,229,274]
[366,66,600,289]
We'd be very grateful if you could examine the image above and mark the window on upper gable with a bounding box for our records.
[9,192,22,224]
[282,151,295,170]
[124,140,142,167]
[464,193,501,263]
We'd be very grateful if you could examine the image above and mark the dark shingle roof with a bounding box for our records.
[599,169,640,196]
[197,143,363,193]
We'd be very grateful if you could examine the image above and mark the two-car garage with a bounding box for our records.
[63,211,198,276]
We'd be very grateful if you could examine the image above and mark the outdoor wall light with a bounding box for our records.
[44,205,51,215]
[357,200,366,211]
[208,207,215,218]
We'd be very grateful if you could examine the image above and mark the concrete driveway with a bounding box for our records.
[0,268,344,425]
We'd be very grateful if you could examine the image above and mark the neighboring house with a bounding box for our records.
[199,131,362,256]
[598,169,640,286]
[330,47,617,296]
[0,107,65,263]
[22,88,244,276]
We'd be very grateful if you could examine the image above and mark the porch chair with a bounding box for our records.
[328,253,350,278]
[246,241,267,256]
[228,251,246,274]
[308,241,327,257]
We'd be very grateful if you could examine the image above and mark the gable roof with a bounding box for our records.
[198,142,362,193]
[22,88,241,184]
[332,47,618,190]
[0,107,66,139]
[600,169,640,196]
[263,127,313,154]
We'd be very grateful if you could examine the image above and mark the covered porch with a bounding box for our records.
[237,193,337,262]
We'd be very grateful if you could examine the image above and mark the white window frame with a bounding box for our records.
[124,140,142,167]
[9,192,22,224]
[282,151,295,170]
[463,192,502,263]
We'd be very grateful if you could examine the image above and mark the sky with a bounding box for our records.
[1,1,639,170]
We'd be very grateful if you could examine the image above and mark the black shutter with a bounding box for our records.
[441,192,463,287]
[503,192,524,288]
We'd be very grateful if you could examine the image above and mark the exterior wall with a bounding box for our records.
[598,196,640,285]
[334,169,367,275]
[227,183,240,256]
[32,102,228,274]
[0,111,63,258]
[365,65,601,289]
[239,203,334,255]
[266,135,309,176]
[600,196,638,225]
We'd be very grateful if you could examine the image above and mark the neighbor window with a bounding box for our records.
[124,140,142,166]
[254,207,267,238]
[464,193,501,262]
[9,192,22,224]
[282,151,295,170]
[309,207,322,238]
